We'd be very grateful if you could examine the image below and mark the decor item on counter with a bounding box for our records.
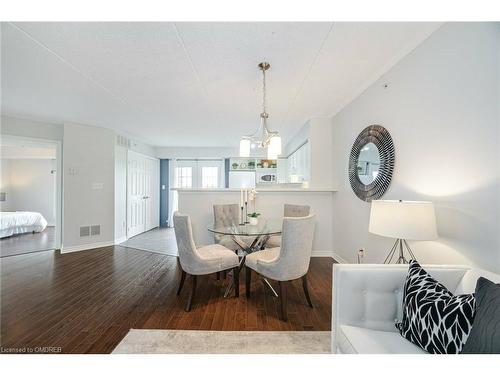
[232,162,239,170]
[396,261,475,354]
[248,188,258,214]
[239,62,282,159]
[461,277,500,354]
[348,125,394,202]
[369,200,437,264]
[247,160,255,169]
[247,212,261,226]
[240,162,247,169]
[240,188,250,224]
[256,159,276,169]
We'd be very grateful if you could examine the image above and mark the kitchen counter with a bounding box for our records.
[172,187,337,193]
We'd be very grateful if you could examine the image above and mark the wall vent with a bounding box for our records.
[117,135,131,149]
[80,226,90,237]
[91,225,101,236]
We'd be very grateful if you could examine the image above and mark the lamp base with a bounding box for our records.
[383,239,417,264]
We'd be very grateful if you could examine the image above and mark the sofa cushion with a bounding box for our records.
[396,261,475,354]
[461,277,500,354]
[338,325,426,354]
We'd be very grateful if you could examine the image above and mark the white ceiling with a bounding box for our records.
[1,22,441,147]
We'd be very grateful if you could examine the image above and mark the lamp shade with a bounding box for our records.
[267,135,281,159]
[369,200,438,240]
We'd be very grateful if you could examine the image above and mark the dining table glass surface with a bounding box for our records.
[207,219,282,236]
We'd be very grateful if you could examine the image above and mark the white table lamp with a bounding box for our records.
[369,200,438,263]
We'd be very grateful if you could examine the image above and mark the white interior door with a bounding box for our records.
[127,151,160,237]
[127,151,146,237]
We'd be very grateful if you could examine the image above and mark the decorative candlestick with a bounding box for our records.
[240,205,245,225]
[244,201,249,224]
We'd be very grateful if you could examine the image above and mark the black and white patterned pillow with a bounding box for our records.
[396,261,475,354]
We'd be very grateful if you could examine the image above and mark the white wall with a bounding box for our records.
[0,159,12,211]
[156,146,239,159]
[63,122,115,250]
[309,118,334,188]
[114,145,127,243]
[1,115,63,140]
[4,159,57,225]
[330,23,500,272]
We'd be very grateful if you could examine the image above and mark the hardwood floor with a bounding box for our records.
[0,226,56,258]
[0,246,333,354]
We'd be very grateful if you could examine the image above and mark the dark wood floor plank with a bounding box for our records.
[1,246,333,353]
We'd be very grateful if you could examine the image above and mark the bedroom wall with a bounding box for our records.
[7,159,57,226]
[0,159,12,211]
[330,23,500,272]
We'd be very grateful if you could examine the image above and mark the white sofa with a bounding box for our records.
[332,264,500,354]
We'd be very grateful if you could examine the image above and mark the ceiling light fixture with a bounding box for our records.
[239,62,282,159]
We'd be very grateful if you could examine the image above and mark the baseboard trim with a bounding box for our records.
[115,236,127,245]
[61,240,115,254]
[331,252,348,263]
[311,250,334,257]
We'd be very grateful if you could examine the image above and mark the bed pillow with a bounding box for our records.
[461,277,500,354]
[396,260,475,354]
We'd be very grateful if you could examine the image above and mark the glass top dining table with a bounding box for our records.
[207,219,282,237]
[207,219,282,298]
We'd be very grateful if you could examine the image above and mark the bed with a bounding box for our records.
[0,212,48,238]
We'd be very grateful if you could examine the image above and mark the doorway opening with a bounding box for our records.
[0,135,62,257]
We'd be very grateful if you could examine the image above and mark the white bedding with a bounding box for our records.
[0,211,48,238]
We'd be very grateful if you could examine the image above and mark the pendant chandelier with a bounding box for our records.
[239,62,282,159]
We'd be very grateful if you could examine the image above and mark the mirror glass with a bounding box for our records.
[356,142,380,185]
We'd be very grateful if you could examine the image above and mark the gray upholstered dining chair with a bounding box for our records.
[265,204,311,248]
[245,214,316,321]
[173,212,240,311]
[213,204,241,252]
[213,204,255,255]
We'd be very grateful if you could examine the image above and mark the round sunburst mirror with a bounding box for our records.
[348,125,395,202]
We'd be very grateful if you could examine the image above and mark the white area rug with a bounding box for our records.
[112,329,331,354]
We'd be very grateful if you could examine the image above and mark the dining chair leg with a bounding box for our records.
[233,267,240,297]
[177,270,186,295]
[245,267,252,298]
[222,270,226,279]
[186,275,197,312]
[216,271,220,280]
[302,274,313,308]
[278,281,288,321]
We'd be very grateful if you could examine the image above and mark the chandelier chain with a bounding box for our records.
[262,66,267,114]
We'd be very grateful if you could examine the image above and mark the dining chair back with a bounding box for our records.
[284,204,310,218]
[213,204,240,242]
[265,204,311,248]
[272,214,316,280]
[173,212,201,275]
